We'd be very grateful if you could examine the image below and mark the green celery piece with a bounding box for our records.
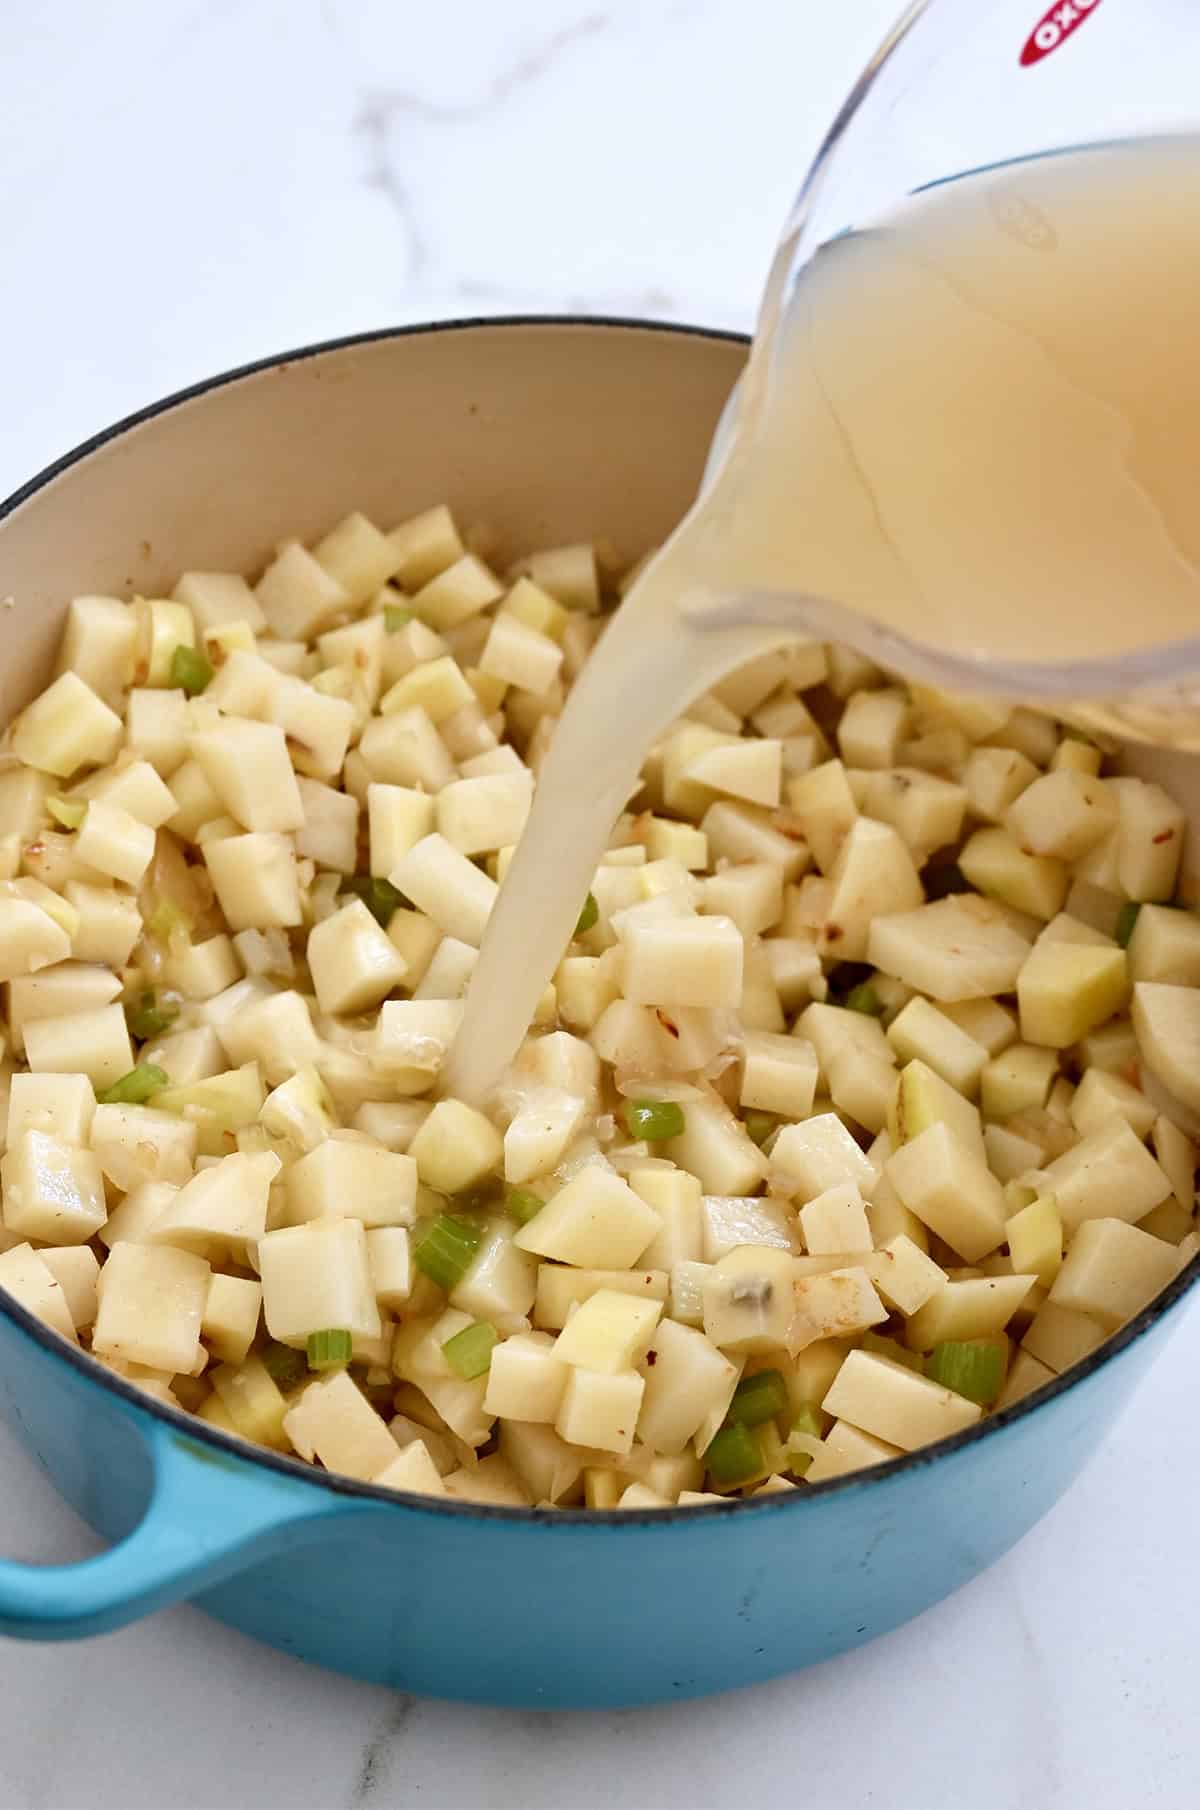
[97,1063,169,1106]
[306,1329,353,1371]
[926,1339,1005,1405]
[170,643,214,696]
[620,1099,685,1142]
[727,1369,789,1428]
[442,1321,497,1379]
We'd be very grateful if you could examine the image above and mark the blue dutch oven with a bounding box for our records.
[0,320,1194,1708]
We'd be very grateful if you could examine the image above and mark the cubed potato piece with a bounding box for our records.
[980,1043,1059,1119]
[449,1220,537,1324]
[8,960,120,1056]
[0,1243,79,1341]
[65,882,142,967]
[367,784,435,878]
[904,1274,1036,1348]
[1005,1194,1063,1286]
[411,555,503,631]
[869,896,1031,1002]
[820,818,923,961]
[886,1122,1007,1261]
[699,1195,794,1263]
[0,897,71,982]
[994,1344,1057,1408]
[255,541,349,640]
[626,1169,702,1268]
[959,827,1067,921]
[90,1103,197,1190]
[686,737,781,808]
[1040,1116,1170,1234]
[480,611,563,695]
[167,934,240,1003]
[859,767,966,860]
[1126,905,1200,987]
[436,772,533,856]
[93,1243,209,1372]
[56,596,138,705]
[837,688,909,770]
[307,898,408,1016]
[1049,1216,1179,1331]
[633,1318,739,1456]
[799,1183,872,1255]
[702,861,782,939]
[1020,1299,1107,1373]
[286,1139,417,1229]
[886,998,988,1098]
[12,673,123,778]
[701,801,810,882]
[414,936,477,1002]
[213,987,320,1085]
[932,999,1018,1059]
[797,1000,894,1072]
[739,1031,818,1118]
[771,1113,874,1202]
[190,718,304,834]
[553,1288,662,1373]
[555,1366,644,1456]
[532,1265,669,1331]
[866,1234,947,1315]
[503,1089,586,1185]
[380,655,475,726]
[359,706,456,792]
[823,1350,981,1449]
[24,1002,132,1089]
[1018,941,1128,1049]
[963,746,1038,822]
[131,598,194,688]
[1112,777,1185,902]
[391,834,497,948]
[258,1216,381,1344]
[203,832,301,931]
[386,506,464,589]
[202,1272,262,1364]
[125,688,189,776]
[374,998,463,1084]
[619,914,743,1010]
[514,1167,660,1269]
[149,1150,279,1260]
[173,569,266,634]
[1,1130,107,1244]
[1151,1114,1196,1211]
[38,1244,100,1331]
[366,1226,413,1309]
[787,760,858,872]
[804,1419,903,1482]
[408,1099,503,1195]
[1068,1067,1155,1141]
[701,1245,797,1352]
[283,1370,398,1482]
[374,1440,448,1498]
[666,1097,768,1197]
[312,511,401,604]
[788,1267,887,1353]
[7,1071,95,1147]
[1006,768,1116,862]
[1132,982,1200,1115]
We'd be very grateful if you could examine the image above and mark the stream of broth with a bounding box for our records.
[445,135,1200,1104]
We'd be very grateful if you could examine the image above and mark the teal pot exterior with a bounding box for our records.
[0,320,1195,1708]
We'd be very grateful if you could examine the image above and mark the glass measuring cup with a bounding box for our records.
[698,0,1200,747]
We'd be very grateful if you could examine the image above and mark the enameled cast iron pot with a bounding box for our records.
[0,320,1196,1709]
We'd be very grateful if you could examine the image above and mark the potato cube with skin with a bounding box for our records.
[149,1150,280,1261]
[436,772,533,856]
[258,1216,381,1344]
[635,1318,739,1455]
[702,1245,797,1352]
[800,1183,872,1256]
[620,913,743,1010]
[1048,1217,1179,1330]
[480,611,563,695]
[6,1071,95,1147]
[866,1235,947,1315]
[515,1167,660,1269]
[286,1139,417,1229]
[202,1272,262,1364]
[93,1243,210,1373]
[408,1098,502,1196]
[556,1366,644,1456]
[56,596,138,704]
[771,1113,874,1203]
[0,1244,78,1341]
[294,777,358,874]
[0,897,71,982]
[823,1350,981,1450]
[368,784,435,877]
[870,896,1032,1003]
[1005,769,1116,861]
[25,1003,132,1090]
[1,1130,107,1244]
[886,1122,1008,1261]
[12,672,123,778]
[391,835,498,948]
[283,1371,398,1482]
[820,818,923,961]
[306,898,408,1016]
[1018,941,1128,1049]
[788,1266,888,1354]
[203,833,301,931]
[553,1289,662,1373]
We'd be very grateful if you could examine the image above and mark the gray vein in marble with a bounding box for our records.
[350,1692,419,1806]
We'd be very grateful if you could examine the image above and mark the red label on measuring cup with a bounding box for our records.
[1019,0,1103,66]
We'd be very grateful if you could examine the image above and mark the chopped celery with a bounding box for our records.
[442,1320,497,1379]
[744,1112,777,1148]
[574,892,599,936]
[340,874,406,928]
[845,982,882,1016]
[126,988,180,1042]
[621,1099,685,1142]
[727,1368,789,1428]
[413,1213,482,1290]
[306,1329,353,1371]
[170,643,214,696]
[789,1402,825,1440]
[1115,902,1141,948]
[384,605,413,632]
[47,795,86,830]
[97,1063,169,1105]
[926,1340,1005,1405]
[146,899,193,945]
[505,1187,544,1226]
[261,1342,307,1391]
[704,1423,762,1488]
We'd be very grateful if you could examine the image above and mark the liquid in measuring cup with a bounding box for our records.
[446,134,1200,1103]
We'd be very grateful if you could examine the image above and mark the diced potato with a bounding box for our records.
[93,1243,210,1373]
[799,1183,872,1255]
[619,913,743,1010]
[255,541,349,640]
[408,1099,503,1195]
[1005,769,1116,861]
[6,1071,95,1147]
[148,1149,279,1260]
[0,1243,79,1341]
[804,1419,903,1482]
[90,1103,197,1190]
[12,673,123,778]
[555,1366,643,1456]
[789,1266,887,1353]
[286,1138,417,1228]
[1132,982,1200,1115]
[869,896,1031,1002]
[1039,1117,1170,1234]
[886,1122,1007,1261]
[1020,1299,1107,1373]
[0,897,72,983]
[1,1127,107,1244]
[24,1002,133,1090]
[866,1235,946,1315]
[963,746,1038,821]
[190,718,304,834]
[739,1031,818,1118]
[258,1215,381,1344]
[819,818,923,961]
[204,832,301,931]
[787,760,857,873]
[202,1272,262,1364]
[1018,941,1128,1049]
[771,1112,874,1202]
[886,997,987,1098]
[823,1350,981,1449]
[553,1289,662,1373]
[515,1167,660,1269]
[665,1096,767,1196]
[980,1043,1059,1119]
[391,834,497,948]
[283,1370,398,1481]
[959,827,1067,921]
[904,1274,1036,1349]
[1112,777,1185,902]
[307,899,408,1015]
[1069,1067,1155,1141]
[1048,1217,1179,1330]
[1005,1194,1063,1286]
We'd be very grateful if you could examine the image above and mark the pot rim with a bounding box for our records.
[1,312,1196,1527]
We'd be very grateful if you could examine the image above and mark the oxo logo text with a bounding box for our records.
[1019,0,1104,66]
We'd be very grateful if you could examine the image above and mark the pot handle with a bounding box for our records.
[0,1419,359,1640]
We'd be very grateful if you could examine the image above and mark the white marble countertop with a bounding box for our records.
[1,2,1198,1806]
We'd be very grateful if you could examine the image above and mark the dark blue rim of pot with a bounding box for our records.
[1,314,1196,1526]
